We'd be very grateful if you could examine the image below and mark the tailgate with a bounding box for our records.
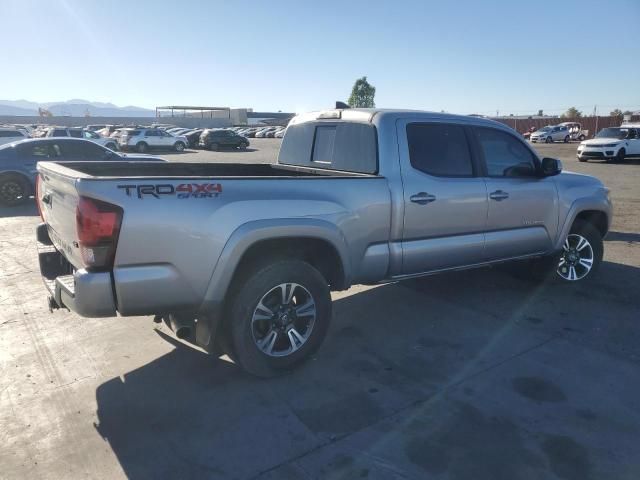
[37,163,84,269]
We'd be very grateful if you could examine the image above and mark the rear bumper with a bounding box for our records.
[37,223,116,317]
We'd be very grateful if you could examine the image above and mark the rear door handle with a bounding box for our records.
[489,190,509,201]
[410,192,436,205]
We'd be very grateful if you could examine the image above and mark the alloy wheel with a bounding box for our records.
[0,181,24,204]
[557,234,594,281]
[251,283,316,357]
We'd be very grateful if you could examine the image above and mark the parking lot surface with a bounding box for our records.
[1,138,639,479]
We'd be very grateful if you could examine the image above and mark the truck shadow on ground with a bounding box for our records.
[94,260,640,479]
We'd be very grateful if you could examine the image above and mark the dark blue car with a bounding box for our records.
[0,138,165,206]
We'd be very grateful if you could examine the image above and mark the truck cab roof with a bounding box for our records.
[292,108,511,130]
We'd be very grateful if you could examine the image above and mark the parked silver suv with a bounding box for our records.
[118,128,188,153]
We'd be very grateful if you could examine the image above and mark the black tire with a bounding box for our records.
[174,141,185,152]
[616,148,626,163]
[545,136,553,144]
[0,174,30,206]
[521,220,603,283]
[578,157,587,162]
[564,135,570,143]
[578,135,585,141]
[136,142,148,153]
[209,143,219,151]
[106,142,118,151]
[227,260,332,377]
[238,143,247,150]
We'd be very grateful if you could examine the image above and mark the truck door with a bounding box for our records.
[397,120,488,275]
[473,126,558,261]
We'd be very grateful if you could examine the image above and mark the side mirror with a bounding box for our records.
[541,157,562,176]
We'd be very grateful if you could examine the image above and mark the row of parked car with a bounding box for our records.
[524,122,589,143]
[0,123,287,156]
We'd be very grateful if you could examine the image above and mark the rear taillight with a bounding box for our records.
[35,174,44,221]
[76,197,123,269]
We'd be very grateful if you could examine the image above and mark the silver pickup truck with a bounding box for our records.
[36,108,612,376]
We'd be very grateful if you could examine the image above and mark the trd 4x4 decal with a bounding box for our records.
[118,183,222,199]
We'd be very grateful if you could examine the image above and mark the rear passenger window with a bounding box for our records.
[69,130,82,138]
[312,126,336,164]
[476,127,537,177]
[406,123,473,177]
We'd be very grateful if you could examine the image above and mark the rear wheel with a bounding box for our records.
[564,135,570,143]
[238,143,247,150]
[227,260,332,377]
[136,142,148,153]
[0,174,30,206]
[105,142,118,151]
[545,136,553,144]
[578,134,586,141]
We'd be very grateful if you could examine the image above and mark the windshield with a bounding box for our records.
[537,126,552,132]
[596,128,627,139]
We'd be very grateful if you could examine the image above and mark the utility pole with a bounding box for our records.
[594,105,598,137]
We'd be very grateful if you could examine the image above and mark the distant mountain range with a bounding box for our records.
[0,99,155,117]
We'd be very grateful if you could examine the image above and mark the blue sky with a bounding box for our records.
[1,0,639,115]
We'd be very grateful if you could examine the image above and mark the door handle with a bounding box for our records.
[489,190,509,201]
[41,193,52,205]
[410,192,436,205]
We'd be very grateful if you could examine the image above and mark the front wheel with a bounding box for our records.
[227,260,332,377]
[616,148,626,163]
[578,135,586,141]
[564,135,570,143]
[545,137,553,144]
[105,142,118,151]
[527,220,603,283]
[136,142,148,153]
[174,141,185,152]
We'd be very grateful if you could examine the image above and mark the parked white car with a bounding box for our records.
[530,124,572,143]
[0,127,29,146]
[577,125,640,163]
[118,128,188,152]
[45,127,119,151]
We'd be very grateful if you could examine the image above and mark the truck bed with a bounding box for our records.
[43,161,377,179]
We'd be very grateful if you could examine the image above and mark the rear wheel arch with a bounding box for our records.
[230,237,347,293]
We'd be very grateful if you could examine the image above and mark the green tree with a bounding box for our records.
[348,76,376,108]
[623,110,633,115]
[610,109,623,117]
[561,107,582,119]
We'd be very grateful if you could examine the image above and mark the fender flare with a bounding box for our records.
[554,195,612,251]
[194,218,351,350]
